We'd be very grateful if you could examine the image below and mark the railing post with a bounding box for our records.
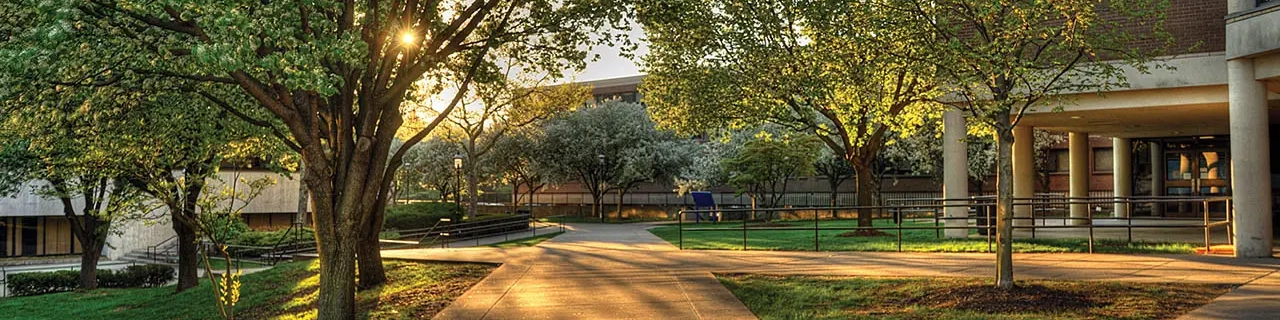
[742,211,748,251]
[1088,210,1094,254]
[1126,200,1133,244]
[1030,197,1037,239]
[814,208,820,251]
[678,210,684,250]
[896,206,903,252]
[986,200,992,253]
[1226,199,1234,245]
[1203,199,1211,253]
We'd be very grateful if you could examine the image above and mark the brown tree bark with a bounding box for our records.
[853,163,876,228]
[78,238,103,290]
[995,118,1016,289]
[173,214,200,291]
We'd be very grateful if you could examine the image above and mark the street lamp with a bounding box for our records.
[453,154,463,210]
[597,154,606,221]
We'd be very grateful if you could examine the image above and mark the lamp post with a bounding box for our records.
[597,154,606,221]
[453,154,463,212]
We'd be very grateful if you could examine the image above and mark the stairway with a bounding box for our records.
[118,242,179,266]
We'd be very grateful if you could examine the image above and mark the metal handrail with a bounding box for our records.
[677,195,1232,254]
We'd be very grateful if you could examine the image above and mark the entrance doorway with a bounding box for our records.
[1162,138,1230,217]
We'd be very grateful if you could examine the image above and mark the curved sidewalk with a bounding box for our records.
[381,223,1280,320]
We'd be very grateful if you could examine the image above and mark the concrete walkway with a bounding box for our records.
[381,223,1280,320]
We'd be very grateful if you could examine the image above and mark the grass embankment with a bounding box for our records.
[649,219,1198,253]
[0,260,494,319]
[719,274,1230,320]
[486,231,565,248]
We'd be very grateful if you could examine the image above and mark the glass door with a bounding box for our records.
[1165,150,1230,216]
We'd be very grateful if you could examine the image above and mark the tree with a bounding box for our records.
[539,102,692,221]
[444,77,588,218]
[6,1,631,316]
[639,0,939,230]
[0,92,150,291]
[397,139,465,202]
[722,131,822,219]
[886,0,1170,288]
[814,152,855,207]
[489,129,551,214]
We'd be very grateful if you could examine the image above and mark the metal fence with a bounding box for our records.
[676,195,1231,253]
[480,191,1116,208]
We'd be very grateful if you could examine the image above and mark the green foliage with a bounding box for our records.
[229,228,316,248]
[384,202,464,231]
[7,265,175,297]
[0,260,494,319]
[722,132,823,209]
[97,265,177,289]
[397,139,465,201]
[538,102,697,218]
[6,270,79,297]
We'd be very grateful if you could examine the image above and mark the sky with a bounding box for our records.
[567,24,648,83]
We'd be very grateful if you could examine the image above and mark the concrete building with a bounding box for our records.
[939,0,1280,257]
[0,171,306,260]
[571,1,1279,257]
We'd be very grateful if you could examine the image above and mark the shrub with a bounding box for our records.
[7,264,174,297]
[230,227,315,248]
[384,202,462,231]
[6,270,78,297]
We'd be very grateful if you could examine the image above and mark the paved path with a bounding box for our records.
[381,223,1280,320]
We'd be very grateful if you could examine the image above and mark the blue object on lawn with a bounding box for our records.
[690,191,719,223]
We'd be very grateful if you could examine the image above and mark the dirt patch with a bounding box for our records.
[909,283,1098,314]
[836,229,891,237]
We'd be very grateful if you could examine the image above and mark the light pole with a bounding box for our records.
[597,154,606,221]
[453,154,463,213]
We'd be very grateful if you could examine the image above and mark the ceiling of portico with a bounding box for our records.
[1018,83,1280,139]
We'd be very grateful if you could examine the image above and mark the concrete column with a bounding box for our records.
[1228,58,1273,258]
[1113,138,1132,218]
[1204,152,1222,193]
[1069,132,1091,225]
[1013,126,1035,226]
[943,110,969,238]
[1150,142,1166,216]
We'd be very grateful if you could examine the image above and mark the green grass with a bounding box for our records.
[718,274,1229,320]
[0,260,494,319]
[486,231,564,248]
[201,257,270,270]
[649,219,1199,253]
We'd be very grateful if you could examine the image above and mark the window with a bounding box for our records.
[1093,149,1113,173]
[1048,150,1070,172]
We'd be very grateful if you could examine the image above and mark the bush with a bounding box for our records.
[230,227,315,248]
[6,270,78,297]
[98,265,174,288]
[7,264,174,297]
[384,202,462,231]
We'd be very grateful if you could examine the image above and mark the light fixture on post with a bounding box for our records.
[454,154,463,212]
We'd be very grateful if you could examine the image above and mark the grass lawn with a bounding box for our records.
[486,231,564,248]
[201,257,271,270]
[0,260,494,319]
[719,274,1231,320]
[648,219,1199,253]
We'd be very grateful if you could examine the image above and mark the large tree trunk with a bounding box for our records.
[356,213,387,289]
[995,122,1016,289]
[311,192,360,319]
[78,237,104,290]
[173,214,200,292]
[853,164,875,228]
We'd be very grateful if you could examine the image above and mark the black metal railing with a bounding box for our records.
[390,214,567,248]
[677,196,1232,254]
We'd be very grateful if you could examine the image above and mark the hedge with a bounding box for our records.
[384,202,463,231]
[230,227,315,248]
[7,264,175,297]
